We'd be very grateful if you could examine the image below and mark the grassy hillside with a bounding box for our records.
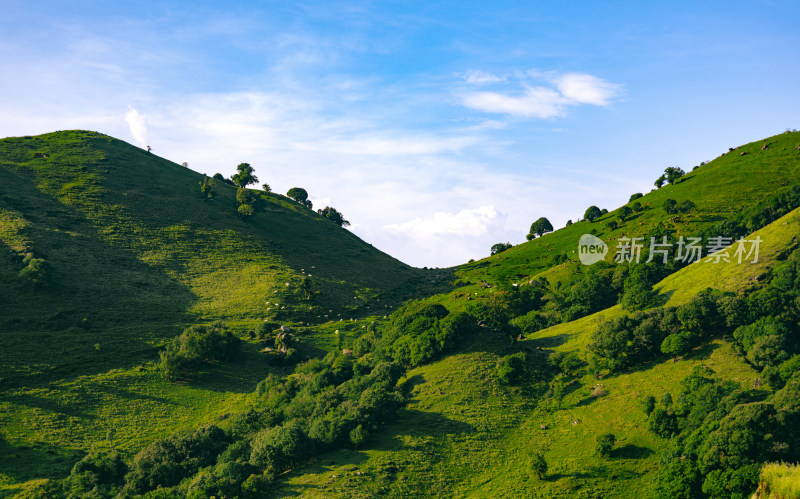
[0,130,440,496]
[455,130,800,289]
[277,207,799,498]
[1,129,799,498]
[0,130,441,386]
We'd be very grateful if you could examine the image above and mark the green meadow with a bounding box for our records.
[2,130,800,497]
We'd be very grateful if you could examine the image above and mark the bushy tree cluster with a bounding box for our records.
[212,172,236,186]
[232,163,258,188]
[527,217,553,240]
[731,251,800,386]
[375,303,481,367]
[199,175,215,202]
[117,348,410,497]
[287,187,313,209]
[317,206,350,227]
[125,425,229,494]
[236,188,261,218]
[650,366,800,498]
[490,242,512,255]
[589,289,743,372]
[662,198,695,215]
[584,205,603,222]
[18,252,51,287]
[160,323,241,381]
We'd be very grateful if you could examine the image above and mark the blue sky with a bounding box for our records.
[2,1,799,267]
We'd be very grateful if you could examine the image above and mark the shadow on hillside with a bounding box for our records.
[612,444,655,459]
[526,333,571,349]
[0,433,79,483]
[547,464,639,482]
[1,391,95,419]
[0,167,197,388]
[91,382,177,405]
[390,408,476,438]
[274,448,371,498]
[188,344,275,394]
[274,409,473,497]
[687,341,721,360]
[656,289,675,306]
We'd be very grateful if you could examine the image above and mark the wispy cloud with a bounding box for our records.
[554,73,622,106]
[125,106,148,147]
[463,87,567,119]
[460,71,622,118]
[461,70,507,85]
[384,205,503,237]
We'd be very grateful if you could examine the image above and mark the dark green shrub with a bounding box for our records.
[249,423,312,473]
[496,352,527,385]
[19,257,51,286]
[125,425,228,493]
[67,447,127,493]
[595,433,616,458]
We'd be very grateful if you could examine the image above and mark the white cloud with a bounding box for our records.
[555,73,622,106]
[462,70,506,85]
[125,107,148,147]
[384,205,503,237]
[462,87,568,119]
[461,71,622,118]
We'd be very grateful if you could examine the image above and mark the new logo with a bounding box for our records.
[578,234,608,265]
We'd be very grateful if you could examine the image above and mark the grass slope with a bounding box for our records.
[0,130,441,495]
[1,130,799,497]
[454,130,800,288]
[281,207,800,498]
[0,130,439,385]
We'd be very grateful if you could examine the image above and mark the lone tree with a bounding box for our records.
[664,166,686,185]
[619,206,633,221]
[287,187,309,203]
[262,183,271,196]
[491,242,512,255]
[529,451,548,480]
[596,433,616,458]
[663,198,678,214]
[527,217,554,240]
[232,163,258,188]
[654,175,666,188]
[584,205,603,222]
[317,206,350,227]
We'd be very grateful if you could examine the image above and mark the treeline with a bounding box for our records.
[36,300,494,497]
[589,247,800,375]
[648,367,800,498]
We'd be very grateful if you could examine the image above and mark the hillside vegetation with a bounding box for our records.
[1,130,800,498]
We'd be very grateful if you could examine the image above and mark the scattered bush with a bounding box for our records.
[496,352,527,385]
[19,257,51,287]
[662,198,678,214]
[491,242,512,255]
[584,205,602,222]
[317,206,350,227]
[528,217,554,239]
[595,433,616,458]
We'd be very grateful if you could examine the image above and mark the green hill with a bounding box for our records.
[0,130,439,385]
[1,129,800,498]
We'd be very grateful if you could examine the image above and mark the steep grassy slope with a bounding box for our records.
[455,130,800,289]
[0,130,437,385]
[1,130,799,498]
[0,131,439,495]
[277,207,800,498]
